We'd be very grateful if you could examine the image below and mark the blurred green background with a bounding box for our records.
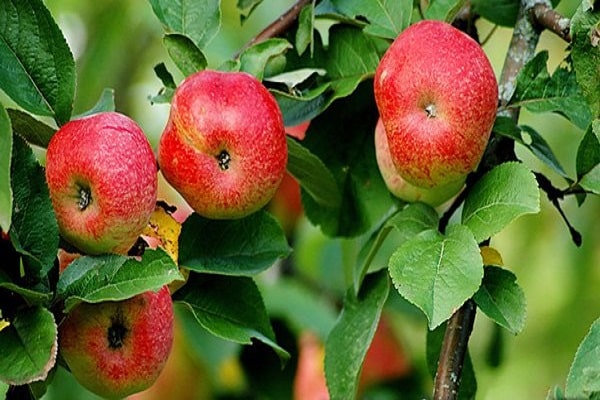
[4,0,598,399]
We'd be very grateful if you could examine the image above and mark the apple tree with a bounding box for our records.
[0,0,599,399]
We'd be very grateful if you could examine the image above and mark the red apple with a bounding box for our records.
[45,112,158,255]
[158,70,288,219]
[58,286,174,399]
[374,118,464,206]
[374,20,498,188]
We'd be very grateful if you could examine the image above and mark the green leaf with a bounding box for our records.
[577,121,600,180]
[6,109,56,149]
[389,225,483,330]
[272,84,330,126]
[324,270,390,400]
[571,3,600,116]
[566,318,600,398]
[579,164,600,194]
[286,137,342,209]
[148,0,221,49]
[473,266,526,334]
[0,270,52,306]
[74,88,115,118]
[354,203,439,294]
[0,306,57,385]
[494,117,568,178]
[0,104,12,231]
[179,210,292,276]
[260,278,338,340]
[9,135,58,280]
[301,81,394,237]
[509,51,592,130]
[239,38,292,80]
[56,248,183,313]
[0,0,75,125]
[425,0,467,22]
[426,322,477,399]
[296,4,314,56]
[330,0,411,39]
[472,0,519,26]
[265,68,327,92]
[173,273,289,363]
[462,162,540,243]
[153,62,177,89]
[163,34,207,77]
[236,0,263,23]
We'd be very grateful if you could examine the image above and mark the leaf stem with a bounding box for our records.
[235,0,313,59]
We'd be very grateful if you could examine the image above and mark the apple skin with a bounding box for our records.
[45,112,158,255]
[58,286,174,399]
[374,118,464,206]
[374,20,498,188]
[158,70,288,219]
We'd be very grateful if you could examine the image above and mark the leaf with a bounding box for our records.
[74,88,115,118]
[388,224,483,330]
[571,3,600,116]
[264,68,327,92]
[56,248,183,313]
[148,0,221,49]
[426,322,477,399]
[260,278,338,340]
[473,266,526,334]
[163,34,207,77]
[236,0,263,23]
[286,137,342,209]
[173,273,289,363]
[0,104,12,231]
[577,121,600,180]
[9,135,58,280]
[330,0,411,39]
[178,210,292,276]
[493,117,568,178]
[462,162,540,243]
[0,270,52,306]
[149,63,176,104]
[296,4,314,56]
[354,203,439,294]
[6,109,56,149]
[0,0,75,125]
[579,164,600,194]
[425,0,468,22]
[300,81,394,237]
[324,270,390,400]
[566,318,600,398]
[472,0,519,26]
[509,51,592,130]
[0,306,57,385]
[239,38,292,80]
[272,84,330,126]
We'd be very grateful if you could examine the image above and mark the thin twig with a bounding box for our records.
[433,300,477,399]
[235,0,313,59]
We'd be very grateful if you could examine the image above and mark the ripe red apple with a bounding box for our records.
[374,118,464,206]
[45,112,158,255]
[58,286,174,399]
[374,20,498,188]
[158,70,288,219]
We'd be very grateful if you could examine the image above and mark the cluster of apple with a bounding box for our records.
[373,20,498,206]
[45,71,287,398]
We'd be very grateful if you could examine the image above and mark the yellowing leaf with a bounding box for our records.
[0,320,9,332]
[480,246,504,266]
[142,202,183,263]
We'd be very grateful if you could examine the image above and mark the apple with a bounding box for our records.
[58,286,174,399]
[45,112,158,255]
[158,70,288,219]
[374,118,464,206]
[374,20,498,188]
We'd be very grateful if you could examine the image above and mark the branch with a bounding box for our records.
[235,0,313,58]
[433,300,477,400]
[531,3,571,42]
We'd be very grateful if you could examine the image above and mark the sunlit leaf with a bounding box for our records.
[0,104,12,231]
